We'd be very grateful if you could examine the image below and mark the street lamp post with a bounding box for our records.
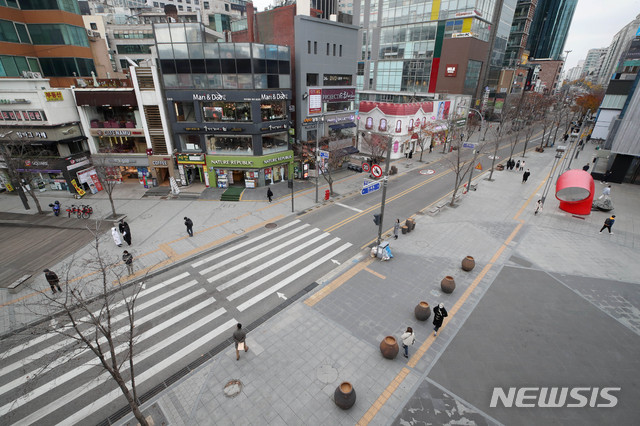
[375,134,393,255]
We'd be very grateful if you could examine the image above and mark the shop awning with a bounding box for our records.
[329,122,357,130]
[335,146,360,157]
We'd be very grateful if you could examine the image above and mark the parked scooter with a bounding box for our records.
[48,200,61,216]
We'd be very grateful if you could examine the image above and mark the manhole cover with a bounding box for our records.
[316,364,338,384]
[223,379,243,397]
[265,223,278,229]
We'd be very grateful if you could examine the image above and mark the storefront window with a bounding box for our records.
[202,101,251,122]
[260,100,286,121]
[97,136,146,153]
[180,134,202,151]
[174,101,196,121]
[206,135,253,155]
[262,132,288,154]
[326,101,354,113]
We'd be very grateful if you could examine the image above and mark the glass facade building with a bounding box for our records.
[526,0,577,60]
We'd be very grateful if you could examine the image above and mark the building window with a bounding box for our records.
[225,4,229,11]
[27,24,89,47]
[326,43,330,55]
[187,6,191,11]
[203,1,209,8]
[173,101,196,122]
[307,73,318,85]
[308,40,311,54]
[464,60,482,95]
[261,100,286,121]
[90,23,98,30]
[339,45,342,57]
[206,134,253,155]
[262,132,288,154]
[0,19,20,43]
[202,101,251,122]
[15,22,31,44]
[153,2,159,6]
[314,41,317,54]
[333,44,336,56]
[116,44,152,54]
[178,5,183,11]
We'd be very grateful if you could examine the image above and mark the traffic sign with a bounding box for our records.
[363,178,374,187]
[462,142,475,149]
[361,181,381,195]
[318,150,329,159]
[362,162,370,172]
[371,164,383,178]
[475,162,483,170]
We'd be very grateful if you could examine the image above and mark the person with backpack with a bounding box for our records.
[599,215,616,234]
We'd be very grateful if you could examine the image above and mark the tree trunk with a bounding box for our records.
[108,192,117,217]
[26,187,44,214]
[487,141,499,181]
[113,376,149,426]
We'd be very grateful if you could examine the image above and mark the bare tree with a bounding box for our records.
[315,149,347,196]
[9,227,150,425]
[441,124,482,206]
[360,132,388,164]
[486,99,516,181]
[91,156,120,218]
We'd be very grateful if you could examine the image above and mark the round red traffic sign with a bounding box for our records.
[362,162,370,172]
[371,164,383,178]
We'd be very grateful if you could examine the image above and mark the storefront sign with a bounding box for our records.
[323,74,352,85]
[0,110,47,121]
[206,150,294,169]
[445,64,458,77]
[16,131,47,139]
[260,124,287,132]
[0,99,30,104]
[71,179,86,196]
[152,160,168,166]
[176,153,206,164]
[210,159,254,166]
[45,91,64,102]
[308,89,322,115]
[325,114,355,124]
[261,92,288,101]
[67,158,91,171]
[263,154,293,165]
[322,89,356,103]
[24,159,50,167]
[203,125,244,132]
[185,127,202,131]
[91,129,144,137]
[192,92,226,101]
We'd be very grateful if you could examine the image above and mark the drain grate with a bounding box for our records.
[224,379,243,397]
[265,223,278,229]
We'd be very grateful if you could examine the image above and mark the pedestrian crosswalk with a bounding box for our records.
[0,219,352,425]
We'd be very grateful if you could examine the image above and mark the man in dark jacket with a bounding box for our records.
[43,269,62,293]
[184,217,194,237]
[433,303,448,336]
[599,215,616,234]
[119,219,132,246]
[267,187,273,203]
[122,250,134,275]
[522,169,531,183]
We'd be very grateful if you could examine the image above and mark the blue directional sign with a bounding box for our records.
[462,142,475,149]
[361,181,381,195]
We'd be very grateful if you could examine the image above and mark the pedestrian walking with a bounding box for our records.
[43,269,62,293]
[582,164,590,172]
[233,323,249,360]
[400,327,415,358]
[408,149,413,159]
[534,199,543,215]
[184,217,193,237]
[122,250,134,276]
[522,169,531,183]
[393,219,400,240]
[433,303,448,336]
[515,160,520,171]
[519,160,525,171]
[119,219,132,246]
[267,186,273,203]
[111,227,123,247]
[599,185,611,200]
[599,215,616,234]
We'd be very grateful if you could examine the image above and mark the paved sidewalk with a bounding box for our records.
[109,142,638,425]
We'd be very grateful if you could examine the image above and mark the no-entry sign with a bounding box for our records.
[362,163,370,172]
[371,164,383,178]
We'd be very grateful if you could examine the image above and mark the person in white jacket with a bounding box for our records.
[400,327,415,359]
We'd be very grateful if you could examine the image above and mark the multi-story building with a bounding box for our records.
[155,21,293,188]
[504,0,538,67]
[354,0,517,104]
[597,14,640,86]
[526,0,577,61]
[583,47,607,83]
[0,0,96,87]
[564,60,584,82]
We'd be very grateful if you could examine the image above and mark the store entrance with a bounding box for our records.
[231,170,245,186]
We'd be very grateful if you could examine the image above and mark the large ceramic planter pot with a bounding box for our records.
[406,218,415,231]
[379,336,399,359]
[461,256,475,272]
[414,301,431,321]
[441,276,456,294]
[334,381,356,409]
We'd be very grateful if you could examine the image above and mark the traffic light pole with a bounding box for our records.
[375,135,393,255]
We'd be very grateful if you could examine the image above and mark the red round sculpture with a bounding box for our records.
[555,170,594,215]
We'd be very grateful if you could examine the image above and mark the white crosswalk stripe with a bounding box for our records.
[0,220,352,425]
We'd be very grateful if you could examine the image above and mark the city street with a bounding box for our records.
[1,134,639,426]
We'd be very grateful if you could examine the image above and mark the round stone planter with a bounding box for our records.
[414,301,431,321]
[379,336,399,359]
[334,381,356,409]
[461,256,475,272]
[441,276,456,294]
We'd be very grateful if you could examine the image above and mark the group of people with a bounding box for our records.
[401,303,448,358]
[505,159,525,171]
[111,219,132,248]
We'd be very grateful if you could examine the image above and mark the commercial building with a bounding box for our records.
[597,14,640,86]
[155,21,293,188]
[526,0,577,61]
[0,79,92,194]
[0,0,96,87]
[504,0,538,67]
[583,47,608,84]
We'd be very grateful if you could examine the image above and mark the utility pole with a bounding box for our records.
[375,134,393,255]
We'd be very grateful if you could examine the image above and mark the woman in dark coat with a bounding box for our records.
[433,303,448,336]
[119,219,132,246]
